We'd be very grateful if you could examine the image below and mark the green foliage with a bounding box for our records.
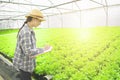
[0,27,120,80]
[0,29,18,35]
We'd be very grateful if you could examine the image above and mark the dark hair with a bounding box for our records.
[17,16,33,37]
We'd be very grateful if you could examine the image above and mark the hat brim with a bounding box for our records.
[25,15,46,22]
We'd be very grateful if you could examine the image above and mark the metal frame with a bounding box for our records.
[0,3,120,20]
[0,0,120,28]
[0,0,48,7]
[0,0,81,21]
[90,0,108,26]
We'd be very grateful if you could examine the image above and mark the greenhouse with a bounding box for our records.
[0,0,120,80]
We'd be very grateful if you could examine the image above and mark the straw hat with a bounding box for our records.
[25,9,45,21]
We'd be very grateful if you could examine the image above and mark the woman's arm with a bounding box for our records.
[20,31,52,58]
[20,31,44,57]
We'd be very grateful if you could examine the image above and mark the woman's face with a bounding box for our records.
[33,18,41,27]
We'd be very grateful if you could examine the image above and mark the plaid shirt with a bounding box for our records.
[13,24,44,73]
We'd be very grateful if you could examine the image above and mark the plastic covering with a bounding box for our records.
[0,0,120,28]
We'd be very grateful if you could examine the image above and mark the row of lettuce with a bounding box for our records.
[0,27,120,80]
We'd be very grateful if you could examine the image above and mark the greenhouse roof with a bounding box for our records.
[0,0,120,21]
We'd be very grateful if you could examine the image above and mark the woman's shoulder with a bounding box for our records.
[19,25,31,36]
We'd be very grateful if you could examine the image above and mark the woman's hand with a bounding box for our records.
[43,45,52,53]
[30,45,52,58]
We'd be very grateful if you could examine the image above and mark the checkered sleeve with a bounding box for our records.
[20,31,44,57]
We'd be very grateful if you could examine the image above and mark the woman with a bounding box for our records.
[13,9,52,80]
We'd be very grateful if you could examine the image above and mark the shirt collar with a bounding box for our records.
[25,24,33,32]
